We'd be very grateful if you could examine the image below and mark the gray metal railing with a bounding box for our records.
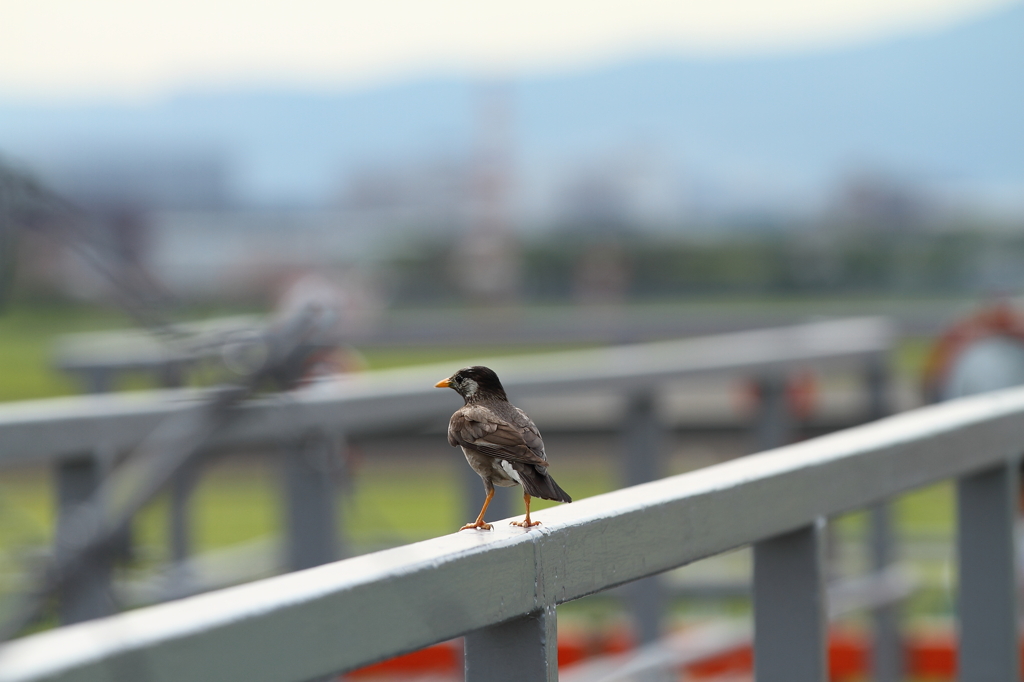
[1,318,893,619]
[0,317,898,678]
[0,378,1021,681]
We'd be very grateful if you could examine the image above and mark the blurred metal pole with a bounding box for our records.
[169,466,194,562]
[54,456,114,624]
[55,364,119,623]
[284,432,340,571]
[753,372,793,452]
[165,460,199,599]
[79,364,137,565]
[621,390,666,648]
[84,368,113,394]
[161,364,196,597]
[865,353,902,682]
[869,504,901,682]
[864,353,890,422]
[956,460,1020,680]
[158,361,185,390]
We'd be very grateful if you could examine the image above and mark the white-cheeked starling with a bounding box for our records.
[436,366,571,530]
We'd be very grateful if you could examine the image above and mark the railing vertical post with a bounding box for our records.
[161,362,192,595]
[753,520,827,682]
[165,460,199,599]
[868,504,902,682]
[84,368,113,394]
[956,460,1020,681]
[621,390,665,646]
[864,352,889,423]
[78,365,135,567]
[465,605,558,682]
[54,456,114,624]
[170,466,194,565]
[284,431,341,570]
[753,372,793,451]
[864,353,902,682]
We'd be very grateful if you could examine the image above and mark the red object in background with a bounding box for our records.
[785,370,818,421]
[686,644,752,678]
[826,630,869,680]
[685,629,863,680]
[556,628,633,668]
[344,628,1024,680]
[921,299,1024,403]
[905,632,958,678]
[739,370,818,423]
[346,640,462,678]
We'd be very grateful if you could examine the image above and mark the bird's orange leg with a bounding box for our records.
[511,494,541,528]
[461,489,494,531]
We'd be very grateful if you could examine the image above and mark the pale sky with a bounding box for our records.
[0,0,1018,99]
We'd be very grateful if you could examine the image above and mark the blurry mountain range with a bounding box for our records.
[0,2,1021,225]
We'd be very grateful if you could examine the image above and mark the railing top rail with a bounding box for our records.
[52,315,262,370]
[0,317,892,466]
[2,382,1021,682]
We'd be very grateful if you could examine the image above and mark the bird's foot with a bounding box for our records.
[460,521,493,531]
[510,518,541,529]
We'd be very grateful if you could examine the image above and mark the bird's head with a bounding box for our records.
[435,365,507,402]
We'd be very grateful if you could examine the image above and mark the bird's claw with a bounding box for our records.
[510,519,541,529]
[460,521,493,531]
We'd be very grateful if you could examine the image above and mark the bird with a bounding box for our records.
[435,366,571,531]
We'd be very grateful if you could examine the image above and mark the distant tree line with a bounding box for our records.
[387,224,1024,304]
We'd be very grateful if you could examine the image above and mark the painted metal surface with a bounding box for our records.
[864,355,901,682]
[54,456,115,625]
[753,522,827,682]
[752,372,794,451]
[956,461,1021,681]
[465,607,558,682]
[283,432,340,570]
[2,383,1024,682]
[620,390,666,647]
[869,503,902,682]
[0,318,892,467]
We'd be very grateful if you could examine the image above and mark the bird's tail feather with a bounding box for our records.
[521,468,572,503]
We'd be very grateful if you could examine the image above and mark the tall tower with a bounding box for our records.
[455,82,520,304]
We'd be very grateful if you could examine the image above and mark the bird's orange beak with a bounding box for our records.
[435,378,451,388]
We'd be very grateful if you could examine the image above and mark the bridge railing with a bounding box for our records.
[0,376,1020,681]
[0,317,895,674]
[0,317,894,608]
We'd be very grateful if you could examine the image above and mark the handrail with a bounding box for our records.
[1,384,1021,682]
[0,317,892,467]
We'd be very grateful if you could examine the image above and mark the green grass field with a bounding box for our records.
[0,303,134,401]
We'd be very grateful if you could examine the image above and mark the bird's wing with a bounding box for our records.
[512,407,549,463]
[449,407,549,468]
